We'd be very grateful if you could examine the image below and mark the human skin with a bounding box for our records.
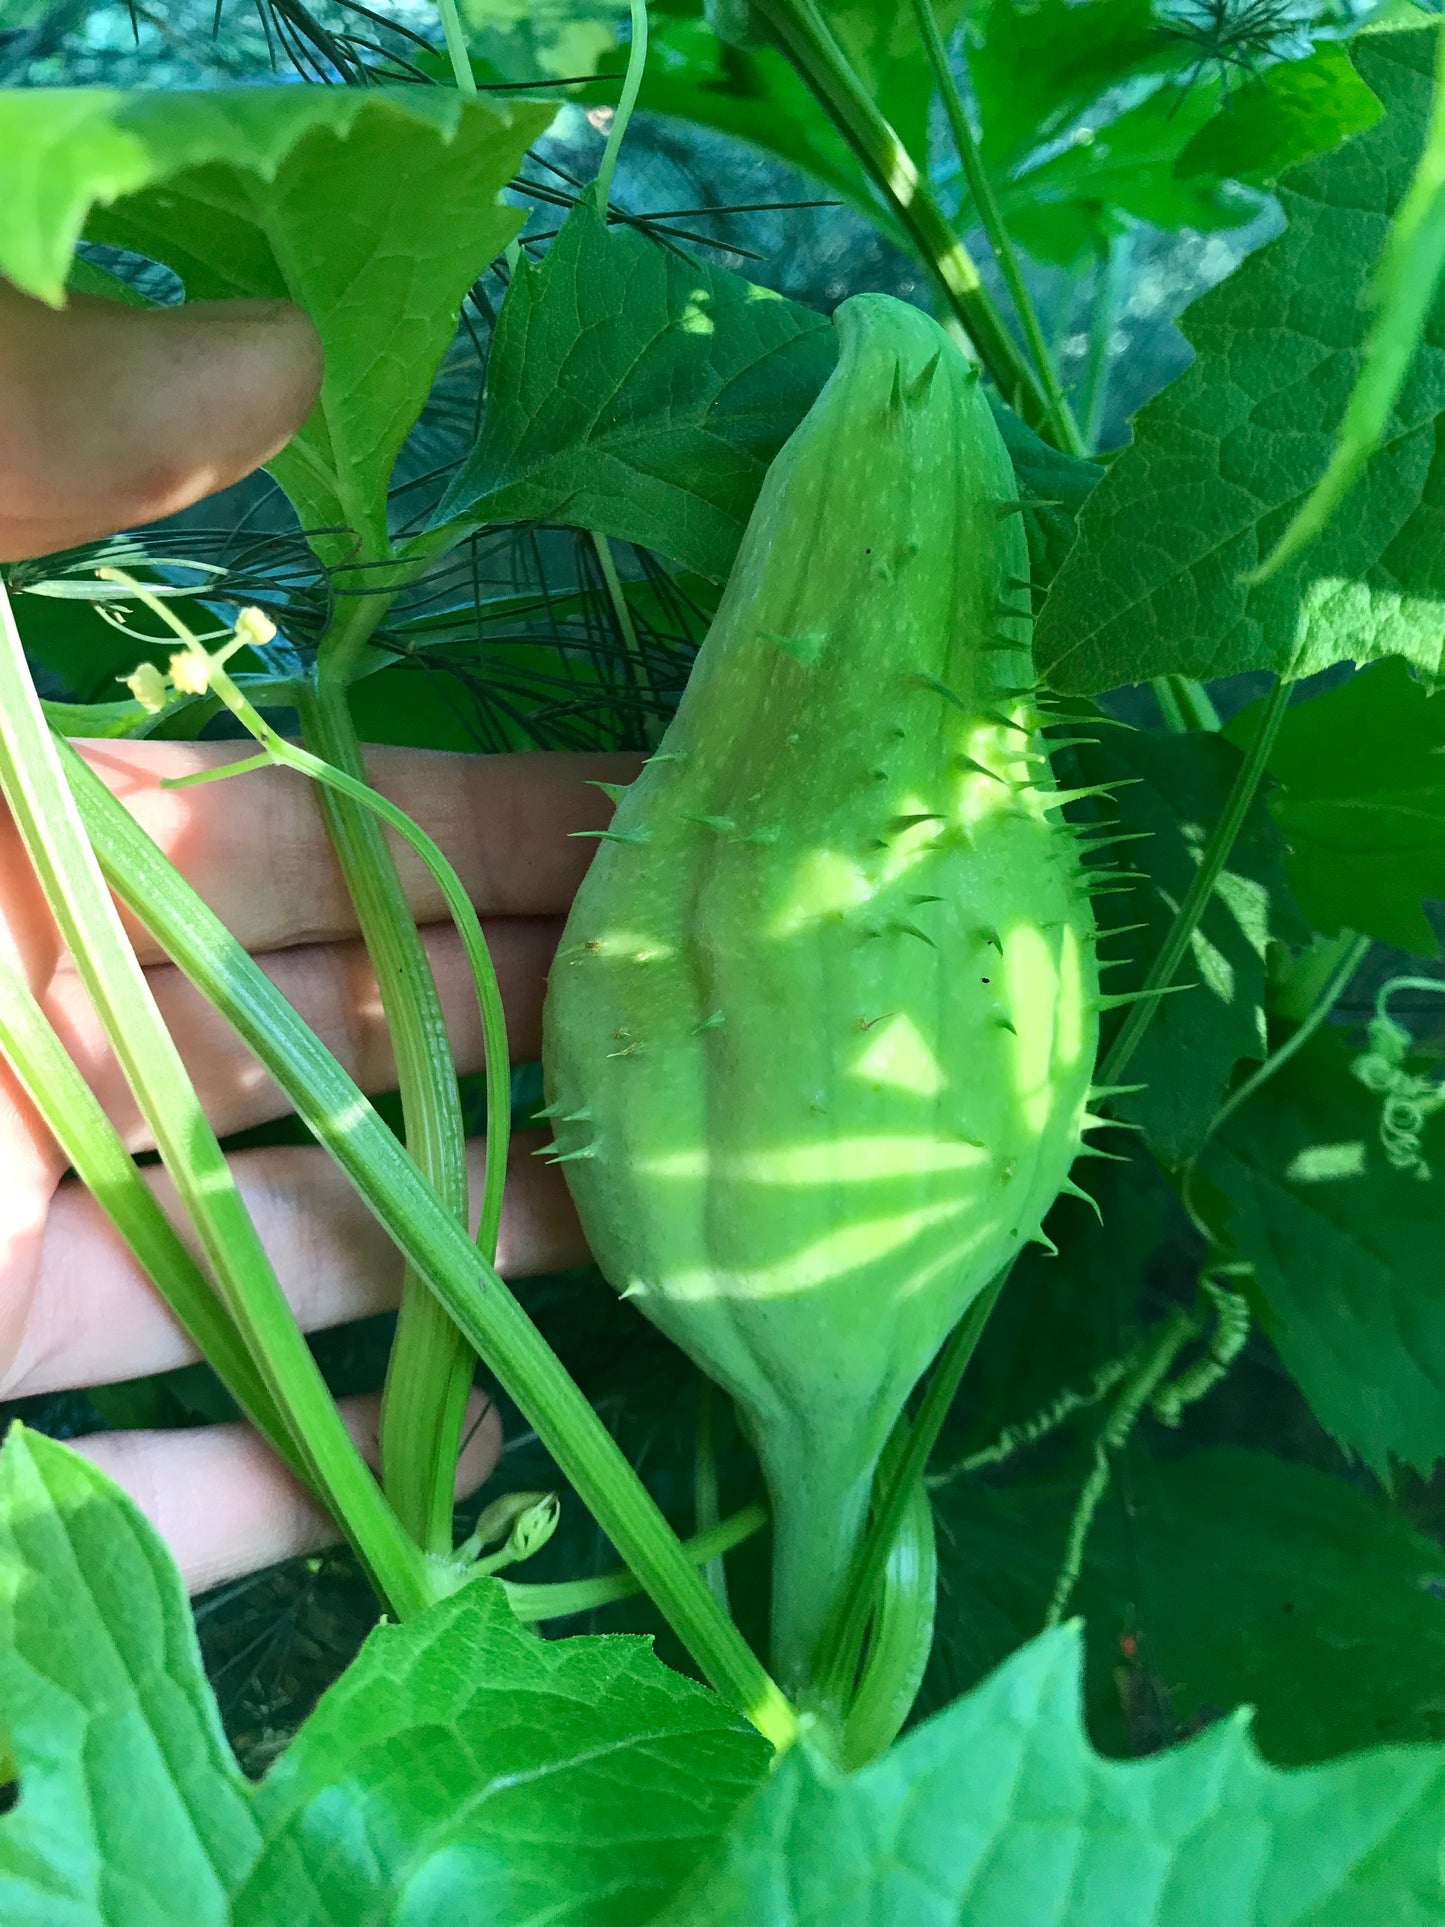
[0,279,627,1591]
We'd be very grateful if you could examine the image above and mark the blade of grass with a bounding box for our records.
[0,953,311,1490]
[0,581,435,1618]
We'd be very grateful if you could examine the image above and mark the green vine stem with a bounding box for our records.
[503,1501,767,1624]
[1153,672,1222,734]
[1076,231,1129,456]
[107,587,514,1280]
[0,582,436,1619]
[0,954,311,1491]
[1190,932,1370,1196]
[926,1344,1142,1491]
[694,1380,731,1613]
[435,0,478,96]
[909,0,1082,456]
[748,0,1058,441]
[810,1270,1005,1710]
[596,0,648,206]
[107,567,485,1557]
[58,742,797,1748]
[1099,675,1293,1090]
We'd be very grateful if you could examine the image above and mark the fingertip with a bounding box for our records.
[0,282,325,560]
[66,1386,505,1597]
[176,297,324,469]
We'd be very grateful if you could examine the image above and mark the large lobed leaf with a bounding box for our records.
[0,1428,768,1927]
[0,87,551,566]
[8,1427,1445,1924]
[656,1610,1445,1925]
[1037,30,1445,695]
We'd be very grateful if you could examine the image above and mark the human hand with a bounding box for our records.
[0,279,624,1591]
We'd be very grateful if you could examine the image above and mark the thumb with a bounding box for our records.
[0,279,322,562]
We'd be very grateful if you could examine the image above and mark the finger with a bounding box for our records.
[0,282,322,561]
[7,1130,588,1399]
[69,1389,502,1595]
[75,740,639,965]
[42,913,560,1153]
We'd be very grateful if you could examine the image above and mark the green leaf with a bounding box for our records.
[1071,724,1306,1165]
[1074,1449,1445,1765]
[0,1426,258,1927]
[0,1426,770,1925]
[655,1617,1445,1926]
[999,80,1245,268]
[0,87,551,565]
[1036,32,1445,695]
[968,0,1173,177]
[435,193,838,582]
[1199,1027,1445,1478]
[238,1582,769,1926]
[1246,23,1445,583]
[927,1448,1445,1765]
[1250,658,1445,958]
[1177,43,1384,189]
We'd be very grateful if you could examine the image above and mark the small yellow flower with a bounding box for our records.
[234,606,277,648]
[168,646,214,697]
[123,662,171,713]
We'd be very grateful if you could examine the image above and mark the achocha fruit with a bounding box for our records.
[542,292,1100,1693]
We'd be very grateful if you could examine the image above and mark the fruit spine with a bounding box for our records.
[541,292,1100,1691]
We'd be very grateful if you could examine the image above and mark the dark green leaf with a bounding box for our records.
[1077,1448,1445,1765]
[1248,661,1445,956]
[0,87,550,567]
[1199,1027,1445,1477]
[435,194,838,582]
[1036,33,1445,695]
[991,407,1102,592]
[0,1427,258,1927]
[655,1617,1445,1926]
[928,1448,1445,1765]
[1073,723,1306,1164]
[968,0,1173,175]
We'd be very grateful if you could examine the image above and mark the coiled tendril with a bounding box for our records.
[1350,977,1445,1180]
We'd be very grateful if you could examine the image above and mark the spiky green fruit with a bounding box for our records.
[542,293,1099,1691]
